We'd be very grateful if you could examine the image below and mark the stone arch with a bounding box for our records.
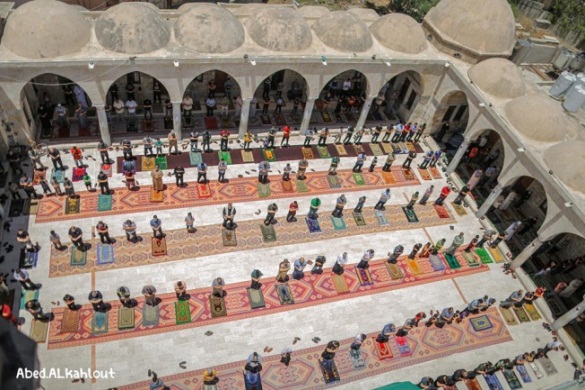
[251,68,311,102]
[430,90,469,145]
[376,70,424,124]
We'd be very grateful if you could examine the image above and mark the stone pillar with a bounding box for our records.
[172,101,182,141]
[476,184,503,218]
[239,98,251,138]
[511,237,544,270]
[94,105,111,145]
[552,298,585,330]
[446,139,469,175]
[355,96,376,131]
[300,97,316,133]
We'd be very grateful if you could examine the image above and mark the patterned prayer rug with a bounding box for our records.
[513,306,530,322]
[451,202,467,216]
[417,168,432,180]
[101,163,112,177]
[246,288,266,309]
[327,175,341,189]
[276,283,295,305]
[92,312,109,334]
[175,301,191,324]
[462,252,480,267]
[335,144,347,156]
[375,210,389,225]
[33,169,46,185]
[218,150,232,165]
[257,183,271,198]
[433,205,450,219]
[516,365,532,383]
[385,263,404,280]
[430,167,442,179]
[189,152,203,166]
[373,338,394,360]
[470,315,493,332]
[484,374,504,390]
[196,183,212,198]
[369,143,384,156]
[260,224,277,243]
[281,180,294,192]
[406,142,416,152]
[142,304,159,326]
[30,319,49,342]
[221,229,237,246]
[22,250,38,268]
[397,142,409,153]
[429,254,446,271]
[241,150,254,163]
[295,179,309,193]
[141,157,156,171]
[349,349,366,370]
[402,168,415,181]
[406,258,423,275]
[155,156,168,170]
[319,359,340,384]
[488,247,505,263]
[96,243,114,265]
[301,147,314,159]
[150,188,164,202]
[69,247,87,266]
[352,173,365,186]
[64,197,80,214]
[262,148,276,162]
[331,274,349,293]
[98,194,112,211]
[355,267,373,286]
[395,336,412,356]
[475,248,493,264]
[352,212,366,226]
[317,146,331,158]
[61,309,80,333]
[209,295,227,318]
[381,142,394,154]
[503,368,522,389]
[524,303,542,320]
[331,216,346,231]
[381,171,396,184]
[151,237,167,257]
[499,307,518,326]
[402,207,419,223]
[464,378,482,390]
[305,217,321,233]
[72,167,86,182]
[443,254,461,269]
[353,144,364,154]
[118,307,135,330]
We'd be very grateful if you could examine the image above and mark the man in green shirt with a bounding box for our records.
[82,173,92,191]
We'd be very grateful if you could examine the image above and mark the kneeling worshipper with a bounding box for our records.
[357,249,375,269]
[321,340,340,369]
[333,252,348,275]
[276,259,291,283]
[292,258,310,280]
[376,323,396,343]
[212,277,226,297]
[88,290,107,312]
[202,368,219,386]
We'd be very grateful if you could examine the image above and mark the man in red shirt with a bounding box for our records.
[281,126,291,148]
[286,201,299,222]
[434,186,451,206]
[1,303,17,325]
[70,146,83,167]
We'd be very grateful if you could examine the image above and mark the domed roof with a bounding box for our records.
[313,11,373,52]
[544,142,585,194]
[424,0,515,57]
[468,58,526,99]
[95,3,170,54]
[175,4,244,53]
[347,8,380,22]
[504,95,570,143]
[369,13,427,54]
[297,6,330,18]
[2,0,91,59]
[245,7,312,52]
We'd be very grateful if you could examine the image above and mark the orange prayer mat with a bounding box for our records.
[119,308,509,390]
[47,254,487,349]
[35,168,419,223]
[48,204,454,277]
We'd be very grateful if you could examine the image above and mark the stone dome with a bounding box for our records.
[424,0,515,59]
[504,95,570,143]
[544,142,585,194]
[313,11,373,52]
[369,13,427,54]
[298,6,330,18]
[95,3,170,54]
[468,58,526,99]
[245,7,312,52]
[175,4,244,53]
[347,8,380,22]
[2,0,91,59]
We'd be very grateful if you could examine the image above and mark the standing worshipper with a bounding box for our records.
[258,161,270,184]
[97,171,110,194]
[222,203,237,230]
[419,151,433,169]
[352,152,366,172]
[297,157,309,180]
[505,221,523,242]
[151,165,164,192]
[354,196,366,213]
[467,170,483,191]
[150,215,163,238]
[197,162,208,183]
[185,212,196,233]
[168,132,179,155]
[286,201,299,222]
[444,233,465,255]
[202,130,212,153]
[406,191,419,209]
[464,235,480,252]
[328,157,340,176]
[282,163,292,181]
[477,231,494,248]
[453,186,470,205]
[382,152,395,172]
[408,243,422,259]
[173,166,185,187]
[419,185,434,205]
[402,151,416,169]
[369,156,378,172]
[332,194,347,218]
[374,189,391,210]
[217,159,227,183]
[96,221,113,244]
[434,186,451,205]
[430,150,442,167]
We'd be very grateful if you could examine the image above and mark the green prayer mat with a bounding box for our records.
[475,248,493,264]
[263,148,277,162]
[317,146,331,158]
[353,212,366,226]
[218,150,232,165]
[375,210,389,225]
[92,311,109,334]
[142,304,160,326]
[246,288,266,309]
[155,156,168,170]
[118,307,135,329]
[327,175,341,189]
[64,197,80,215]
[257,183,271,198]
[69,247,87,266]
[20,289,39,309]
[369,143,384,156]
[52,169,64,183]
[98,194,112,211]
[331,216,346,231]
[260,224,277,243]
[513,306,531,322]
[443,253,461,269]
[462,251,480,267]
[175,300,191,325]
[295,179,309,193]
[402,207,419,223]
[352,173,366,186]
[189,151,203,166]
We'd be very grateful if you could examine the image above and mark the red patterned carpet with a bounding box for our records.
[119,308,510,390]
[47,250,486,349]
[35,167,419,223]
[48,204,455,277]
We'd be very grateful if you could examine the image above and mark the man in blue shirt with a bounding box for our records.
[150,215,163,238]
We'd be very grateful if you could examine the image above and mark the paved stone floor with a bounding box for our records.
[7,133,575,389]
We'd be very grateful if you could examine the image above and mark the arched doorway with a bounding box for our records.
[106,72,170,135]
[184,70,241,133]
[375,70,423,124]
[249,69,308,131]
[455,129,505,207]
[311,70,369,128]
[24,74,92,139]
[485,176,546,256]
[431,91,469,152]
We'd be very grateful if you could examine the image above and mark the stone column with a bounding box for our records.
[476,184,503,218]
[172,101,182,141]
[300,97,316,133]
[510,237,544,270]
[552,298,585,330]
[238,98,251,138]
[446,139,469,175]
[355,95,376,131]
[94,105,111,145]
